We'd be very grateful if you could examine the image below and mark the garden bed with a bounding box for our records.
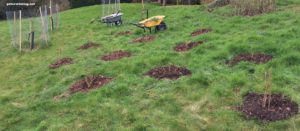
[227,53,273,65]
[191,29,212,36]
[145,65,191,79]
[49,57,73,69]
[238,93,298,121]
[174,41,204,52]
[69,75,113,93]
[101,50,131,61]
[132,36,155,43]
[116,31,132,36]
[77,42,100,50]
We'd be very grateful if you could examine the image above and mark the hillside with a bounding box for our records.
[0,2,300,130]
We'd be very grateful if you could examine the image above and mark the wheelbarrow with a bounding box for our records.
[101,10,123,26]
[131,15,167,33]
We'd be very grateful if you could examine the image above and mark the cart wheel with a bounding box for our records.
[155,22,167,31]
[115,20,122,26]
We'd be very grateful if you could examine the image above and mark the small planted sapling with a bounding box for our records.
[262,68,272,109]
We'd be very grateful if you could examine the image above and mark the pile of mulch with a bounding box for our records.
[227,53,273,66]
[77,42,100,50]
[116,31,132,36]
[174,41,204,52]
[101,50,131,61]
[132,36,155,43]
[145,65,191,80]
[49,57,73,69]
[237,93,298,121]
[69,75,113,93]
[191,29,212,37]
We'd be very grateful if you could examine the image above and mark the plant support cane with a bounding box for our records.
[19,10,22,52]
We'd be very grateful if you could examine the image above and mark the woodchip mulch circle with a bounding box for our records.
[101,50,131,61]
[49,57,73,69]
[174,41,204,52]
[116,31,132,36]
[227,53,273,66]
[69,75,113,94]
[191,28,212,37]
[132,35,155,43]
[237,93,298,122]
[77,42,100,50]
[145,65,192,80]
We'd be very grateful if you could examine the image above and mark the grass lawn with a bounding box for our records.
[0,1,300,130]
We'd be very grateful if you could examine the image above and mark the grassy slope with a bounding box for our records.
[0,2,300,131]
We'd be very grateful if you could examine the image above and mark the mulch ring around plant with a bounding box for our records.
[237,93,298,122]
[49,57,73,69]
[174,41,204,52]
[101,50,131,61]
[145,65,191,80]
[77,42,100,50]
[227,53,273,66]
[69,75,113,94]
[191,28,212,37]
[115,31,132,36]
[132,35,155,43]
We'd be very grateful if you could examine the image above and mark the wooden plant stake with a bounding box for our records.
[50,0,54,31]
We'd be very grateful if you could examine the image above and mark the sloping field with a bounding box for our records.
[0,2,299,130]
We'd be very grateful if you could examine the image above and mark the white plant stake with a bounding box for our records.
[19,10,22,52]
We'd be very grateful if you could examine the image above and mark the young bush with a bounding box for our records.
[230,0,276,16]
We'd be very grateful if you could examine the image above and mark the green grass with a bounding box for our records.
[0,2,300,130]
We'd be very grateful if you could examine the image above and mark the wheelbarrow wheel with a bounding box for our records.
[115,20,122,26]
[155,22,167,32]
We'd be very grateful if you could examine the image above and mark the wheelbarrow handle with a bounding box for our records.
[116,10,120,15]
[130,23,142,27]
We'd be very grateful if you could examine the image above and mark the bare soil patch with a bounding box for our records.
[227,53,273,66]
[77,42,100,50]
[174,41,204,52]
[101,50,131,61]
[191,29,212,36]
[238,93,298,121]
[132,36,155,43]
[49,57,73,69]
[69,75,112,94]
[145,65,191,80]
[116,31,132,36]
